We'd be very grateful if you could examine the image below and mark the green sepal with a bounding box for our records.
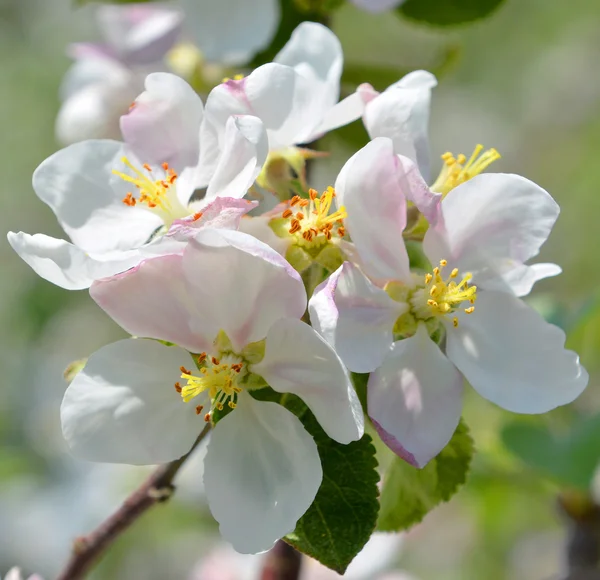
[286,245,314,274]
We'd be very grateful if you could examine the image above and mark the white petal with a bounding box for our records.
[204,392,322,554]
[309,262,406,373]
[120,73,203,172]
[274,22,342,141]
[205,115,268,201]
[183,229,306,351]
[368,325,464,467]
[447,290,589,413]
[7,232,142,290]
[56,71,142,145]
[350,0,404,12]
[314,83,378,136]
[364,70,437,180]
[253,317,364,444]
[424,173,560,294]
[335,138,411,282]
[480,262,562,297]
[236,214,291,256]
[61,339,204,464]
[180,0,279,64]
[33,140,161,253]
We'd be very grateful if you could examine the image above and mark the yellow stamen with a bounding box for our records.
[431,144,501,196]
[279,186,347,249]
[411,259,477,327]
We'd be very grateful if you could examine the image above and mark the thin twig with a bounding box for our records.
[56,425,211,580]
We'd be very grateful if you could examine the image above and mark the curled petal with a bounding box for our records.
[253,317,364,444]
[205,115,268,201]
[309,262,406,373]
[335,138,411,282]
[446,290,588,413]
[368,325,464,467]
[204,391,322,553]
[121,73,204,173]
[61,339,203,464]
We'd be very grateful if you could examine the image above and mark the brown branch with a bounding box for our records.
[56,425,211,580]
[260,540,303,580]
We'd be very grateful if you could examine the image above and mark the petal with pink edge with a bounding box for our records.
[368,324,464,468]
[309,262,406,373]
[335,138,411,282]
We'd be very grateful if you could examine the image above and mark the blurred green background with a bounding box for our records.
[1,0,600,578]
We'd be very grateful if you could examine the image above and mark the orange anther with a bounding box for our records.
[195,405,204,415]
[290,195,301,207]
[162,162,169,170]
[174,382,182,393]
[198,352,207,363]
[193,212,203,221]
[282,209,293,219]
[211,356,220,365]
[204,413,211,422]
[180,366,192,375]
[309,188,318,200]
[143,164,152,172]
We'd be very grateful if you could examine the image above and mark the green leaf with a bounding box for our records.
[398,0,506,27]
[378,419,474,531]
[76,0,155,5]
[502,415,600,490]
[567,294,600,373]
[252,388,380,574]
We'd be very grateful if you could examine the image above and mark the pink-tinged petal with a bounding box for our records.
[424,173,560,294]
[97,4,182,65]
[313,83,379,136]
[33,140,161,253]
[169,197,259,240]
[61,339,203,464]
[204,391,321,554]
[364,70,437,180]
[120,73,203,172]
[446,290,588,413]
[7,232,142,290]
[205,115,268,201]
[368,325,464,467]
[350,0,404,12]
[253,318,364,444]
[309,262,406,373]
[396,154,441,224]
[180,0,279,64]
[91,254,214,353]
[274,22,342,142]
[183,229,306,351]
[335,138,411,282]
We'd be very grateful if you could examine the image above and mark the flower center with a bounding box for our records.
[430,144,500,196]
[410,259,477,328]
[175,352,246,422]
[113,158,188,226]
[280,187,347,249]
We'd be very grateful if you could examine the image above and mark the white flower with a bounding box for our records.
[199,22,367,187]
[56,4,183,144]
[309,138,588,467]
[9,73,268,290]
[61,228,364,553]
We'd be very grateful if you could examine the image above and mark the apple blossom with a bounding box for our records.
[199,22,369,191]
[61,228,364,553]
[56,4,183,144]
[309,138,588,468]
[8,73,267,290]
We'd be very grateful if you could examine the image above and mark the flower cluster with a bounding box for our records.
[8,19,588,557]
